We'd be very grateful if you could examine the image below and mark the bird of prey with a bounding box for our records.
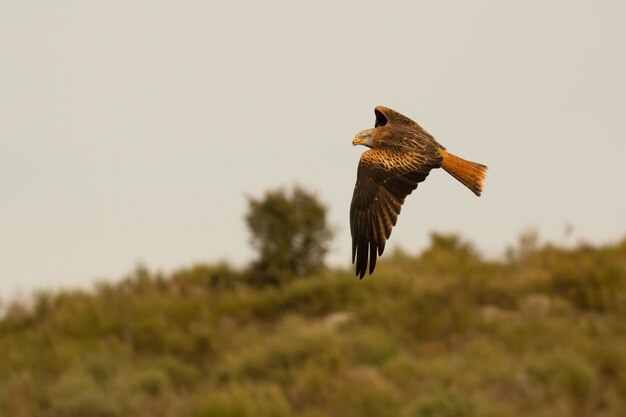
[350,106,487,278]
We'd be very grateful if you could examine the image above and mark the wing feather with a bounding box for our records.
[350,147,441,278]
[375,106,421,128]
[374,106,435,144]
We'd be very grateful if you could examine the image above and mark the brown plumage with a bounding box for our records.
[350,106,487,278]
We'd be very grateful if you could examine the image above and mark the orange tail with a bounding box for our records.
[438,148,487,196]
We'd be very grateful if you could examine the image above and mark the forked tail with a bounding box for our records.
[438,148,487,196]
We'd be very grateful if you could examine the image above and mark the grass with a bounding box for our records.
[1,233,625,416]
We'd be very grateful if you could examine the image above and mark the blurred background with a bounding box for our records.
[1,1,625,416]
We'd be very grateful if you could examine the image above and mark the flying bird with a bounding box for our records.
[350,106,487,278]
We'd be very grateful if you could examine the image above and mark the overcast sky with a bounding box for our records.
[2,1,625,299]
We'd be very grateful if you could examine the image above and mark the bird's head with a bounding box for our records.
[352,128,376,148]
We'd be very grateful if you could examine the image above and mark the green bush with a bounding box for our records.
[1,233,625,416]
[403,389,476,417]
[187,384,292,417]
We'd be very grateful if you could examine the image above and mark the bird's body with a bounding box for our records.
[350,106,487,278]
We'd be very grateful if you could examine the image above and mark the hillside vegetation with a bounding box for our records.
[1,233,625,417]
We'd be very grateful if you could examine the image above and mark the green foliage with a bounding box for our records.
[245,186,333,281]
[1,233,626,416]
[187,384,292,417]
[403,389,476,417]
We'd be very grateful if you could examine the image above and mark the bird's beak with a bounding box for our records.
[352,137,361,146]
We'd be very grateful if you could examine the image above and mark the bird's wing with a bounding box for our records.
[350,147,441,278]
[374,106,435,141]
[374,106,419,128]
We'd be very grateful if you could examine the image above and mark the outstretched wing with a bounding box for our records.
[350,146,442,278]
[374,106,435,141]
[375,106,419,128]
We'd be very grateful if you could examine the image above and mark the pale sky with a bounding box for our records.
[2,1,626,299]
